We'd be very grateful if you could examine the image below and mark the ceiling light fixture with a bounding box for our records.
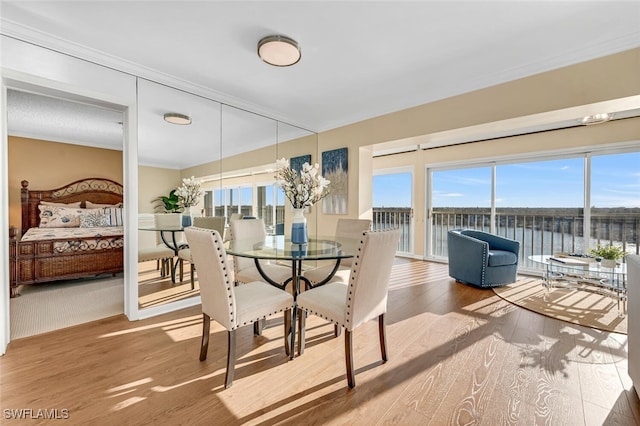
[163,112,192,125]
[579,113,613,125]
[257,35,301,67]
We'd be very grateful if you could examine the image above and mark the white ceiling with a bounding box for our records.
[2,1,640,167]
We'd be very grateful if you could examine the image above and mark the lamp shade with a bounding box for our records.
[164,112,192,125]
[258,35,301,67]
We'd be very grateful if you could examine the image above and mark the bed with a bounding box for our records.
[9,178,124,297]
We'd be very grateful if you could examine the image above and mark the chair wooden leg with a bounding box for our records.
[179,259,184,282]
[334,324,342,337]
[379,313,388,362]
[297,308,306,356]
[284,309,291,356]
[290,305,297,360]
[199,313,210,361]
[156,259,160,271]
[345,329,355,388]
[253,318,264,335]
[225,330,236,389]
[190,264,195,290]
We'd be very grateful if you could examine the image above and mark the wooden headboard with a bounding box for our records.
[21,177,124,234]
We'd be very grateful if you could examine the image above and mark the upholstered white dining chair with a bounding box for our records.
[303,218,372,286]
[229,218,291,286]
[185,227,294,389]
[296,228,401,388]
[137,214,175,278]
[177,216,227,288]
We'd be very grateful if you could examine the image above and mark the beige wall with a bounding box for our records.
[137,165,182,249]
[138,165,182,214]
[7,137,123,230]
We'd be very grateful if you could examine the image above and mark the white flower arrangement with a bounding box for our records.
[175,176,202,210]
[274,158,330,209]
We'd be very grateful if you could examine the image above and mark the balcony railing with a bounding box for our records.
[372,208,413,253]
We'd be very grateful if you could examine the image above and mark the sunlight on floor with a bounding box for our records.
[98,315,201,339]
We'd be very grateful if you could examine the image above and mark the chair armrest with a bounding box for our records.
[447,231,489,285]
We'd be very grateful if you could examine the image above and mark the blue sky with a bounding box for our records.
[373,152,640,208]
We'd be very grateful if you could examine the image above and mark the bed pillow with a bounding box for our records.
[38,205,84,228]
[86,201,123,208]
[40,200,82,208]
[102,207,124,227]
[79,210,109,228]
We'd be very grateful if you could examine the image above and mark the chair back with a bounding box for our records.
[345,228,401,331]
[193,216,226,235]
[335,219,372,267]
[229,213,244,222]
[154,213,184,245]
[229,218,267,274]
[184,227,236,330]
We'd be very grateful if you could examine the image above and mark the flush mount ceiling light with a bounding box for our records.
[579,113,613,125]
[163,112,192,125]
[257,35,301,67]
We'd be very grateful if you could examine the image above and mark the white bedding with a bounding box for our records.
[21,226,124,253]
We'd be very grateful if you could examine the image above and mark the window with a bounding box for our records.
[372,171,413,253]
[426,149,639,268]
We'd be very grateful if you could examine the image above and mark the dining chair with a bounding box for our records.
[229,218,291,286]
[296,228,401,388]
[177,216,226,289]
[185,227,294,389]
[303,218,372,286]
[137,214,174,278]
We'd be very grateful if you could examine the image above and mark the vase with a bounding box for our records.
[601,259,617,268]
[181,207,192,227]
[291,208,308,244]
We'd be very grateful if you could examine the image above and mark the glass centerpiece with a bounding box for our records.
[274,158,330,244]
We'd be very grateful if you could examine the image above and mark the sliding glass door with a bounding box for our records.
[429,166,491,258]
[495,158,583,269]
[426,149,639,268]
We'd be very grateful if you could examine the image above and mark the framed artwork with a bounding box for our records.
[321,147,348,214]
[290,154,311,174]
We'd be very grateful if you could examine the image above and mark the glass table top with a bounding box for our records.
[227,235,357,261]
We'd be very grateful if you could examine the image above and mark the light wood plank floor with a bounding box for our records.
[2,260,639,425]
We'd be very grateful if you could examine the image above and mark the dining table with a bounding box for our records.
[138,225,186,283]
[226,235,357,358]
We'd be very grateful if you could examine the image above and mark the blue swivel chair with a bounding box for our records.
[447,229,520,288]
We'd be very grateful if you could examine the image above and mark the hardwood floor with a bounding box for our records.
[2,260,639,425]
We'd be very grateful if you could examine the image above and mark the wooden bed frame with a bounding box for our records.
[9,178,124,297]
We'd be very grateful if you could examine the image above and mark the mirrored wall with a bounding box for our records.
[137,78,317,311]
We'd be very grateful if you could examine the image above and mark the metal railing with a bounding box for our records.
[372,207,413,253]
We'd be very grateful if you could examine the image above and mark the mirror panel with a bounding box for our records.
[137,78,221,310]
[136,79,317,312]
[218,105,277,230]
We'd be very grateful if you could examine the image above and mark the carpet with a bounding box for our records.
[10,276,124,340]
[493,276,627,334]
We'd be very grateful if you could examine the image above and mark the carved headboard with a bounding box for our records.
[21,177,124,234]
